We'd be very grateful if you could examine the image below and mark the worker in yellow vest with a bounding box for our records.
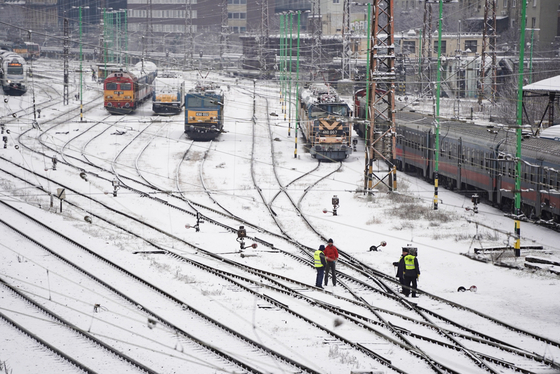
[403,247,420,298]
[314,245,327,289]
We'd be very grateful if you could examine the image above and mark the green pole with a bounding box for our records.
[103,9,107,73]
[123,10,128,65]
[280,14,286,123]
[514,0,528,257]
[295,11,300,158]
[434,0,443,210]
[79,6,83,122]
[528,28,534,84]
[418,29,422,76]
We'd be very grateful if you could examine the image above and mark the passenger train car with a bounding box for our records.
[152,76,185,115]
[104,61,157,114]
[298,83,352,161]
[394,110,560,223]
[184,82,224,141]
[0,50,27,95]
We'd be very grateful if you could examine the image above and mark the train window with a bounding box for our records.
[121,83,132,90]
[106,82,118,90]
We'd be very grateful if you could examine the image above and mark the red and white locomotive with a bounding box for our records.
[104,61,157,114]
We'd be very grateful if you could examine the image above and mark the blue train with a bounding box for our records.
[184,82,224,141]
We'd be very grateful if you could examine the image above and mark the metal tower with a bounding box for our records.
[341,0,351,79]
[310,0,323,77]
[220,0,229,59]
[479,0,497,104]
[365,0,396,193]
[63,18,69,106]
[146,0,153,52]
[259,0,270,75]
[185,0,194,68]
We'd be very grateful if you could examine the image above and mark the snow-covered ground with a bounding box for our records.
[1,58,559,373]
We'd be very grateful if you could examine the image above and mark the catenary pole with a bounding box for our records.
[514,0,527,257]
[295,11,300,158]
[433,0,443,210]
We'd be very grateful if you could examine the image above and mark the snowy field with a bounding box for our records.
[1,58,559,373]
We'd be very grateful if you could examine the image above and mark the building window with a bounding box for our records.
[434,40,447,54]
[333,0,340,3]
[532,17,536,28]
[503,0,508,7]
[465,40,477,53]
[402,40,416,54]
[533,0,537,7]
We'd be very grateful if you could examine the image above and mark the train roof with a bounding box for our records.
[301,83,346,106]
[397,110,560,165]
[154,77,183,92]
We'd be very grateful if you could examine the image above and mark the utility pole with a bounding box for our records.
[146,0,153,53]
[259,0,270,77]
[185,0,193,69]
[480,0,497,105]
[63,16,69,105]
[514,0,528,257]
[341,0,351,80]
[220,0,229,60]
[366,0,396,193]
[310,0,323,78]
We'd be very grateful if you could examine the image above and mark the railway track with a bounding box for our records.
[1,73,559,373]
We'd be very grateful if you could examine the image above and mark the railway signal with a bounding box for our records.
[185,212,204,232]
[236,225,257,251]
[111,178,119,196]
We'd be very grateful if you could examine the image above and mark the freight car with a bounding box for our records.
[152,77,185,115]
[184,82,224,141]
[0,50,27,95]
[395,110,560,222]
[298,83,352,161]
[104,61,157,114]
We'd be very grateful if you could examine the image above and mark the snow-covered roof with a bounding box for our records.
[523,75,560,94]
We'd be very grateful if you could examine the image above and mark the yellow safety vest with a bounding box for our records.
[404,255,416,271]
[314,250,324,268]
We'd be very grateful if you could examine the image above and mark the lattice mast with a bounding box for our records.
[310,0,323,76]
[185,0,194,68]
[365,0,397,193]
[479,0,497,104]
[341,0,351,79]
[63,18,69,106]
[220,0,229,59]
[146,0,153,52]
[259,0,270,74]
[419,1,433,97]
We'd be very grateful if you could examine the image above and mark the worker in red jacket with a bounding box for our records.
[324,239,339,287]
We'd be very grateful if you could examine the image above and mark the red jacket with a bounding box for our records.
[324,244,339,262]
